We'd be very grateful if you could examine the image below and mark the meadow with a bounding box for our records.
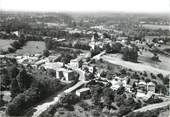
[0,39,14,51]
[15,41,45,55]
[142,24,170,30]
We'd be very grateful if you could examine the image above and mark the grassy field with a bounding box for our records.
[139,51,170,71]
[142,24,170,30]
[15,41,45,55]
[0,39,14,51]
[102,53,170,76]
[158,110,170,117]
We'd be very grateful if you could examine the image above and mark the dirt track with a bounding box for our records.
[134,101,170,112]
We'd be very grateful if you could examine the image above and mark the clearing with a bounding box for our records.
[102,53,170,76]
[15,41,45,55]
[0,39,14,51]
[142,24,170,30]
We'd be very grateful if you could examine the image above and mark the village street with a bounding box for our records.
[31,66,86,117]
[134,100,170,112]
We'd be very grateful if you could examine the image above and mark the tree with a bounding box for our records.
[1,74,10,90]
[7,65,19,80]
[122,46,138,62]
[151,53,160,62]
[85,71,94,81]
[10,41,21,49]
[155,84,167,95]
[8,47,16,53]
[91,85,102,105]
[100,71,107,77]
[103,87,115,106]
[120,68,127,74]
[157,73,163,79]
[60,54,74,64]
[16,69,32,91]
[43,49,50,57]
[104,43,112,53]
[112,42,122,53]
[10,79,21,98]
[118,105,132,116]
[7,77,64,116]
[45,38,53,50]
[114,94,125,107]
[0,94,5,107]
[146,95,163,104]
[145,78,151,84]
[59,93,80,106]
[116,85,125,95]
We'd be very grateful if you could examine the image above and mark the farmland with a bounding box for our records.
[102,53,170,75]
[15,41,45,55]
[142,24,170,30]
[0,39,14,51]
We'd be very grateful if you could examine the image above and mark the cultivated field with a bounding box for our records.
[15,41,45,55]
[139,51,170,71]
[0,39,14,51]
[102,53,170,76]
[142,24,170,30]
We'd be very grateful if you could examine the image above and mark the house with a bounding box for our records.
[11,31,19,37]
[35,59,47,68]
[42,62,64,70]
[147,82,155,93]
[82,64,95,73]
[110,76,128,90]
[48,55,61,62]
[117,36,128,44]
[137,81,147,93]
[76,88,90,98]
[69,57,83,68]
[136,91,153,101]
[56,68,75,82]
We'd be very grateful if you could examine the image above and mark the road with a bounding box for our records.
[32,66,86,117]
[92,50,106,60]
[134,101,170,112]
[32,80,86,117]
[102,55,170,75]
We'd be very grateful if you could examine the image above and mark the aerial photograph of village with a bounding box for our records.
[0,0,170,117]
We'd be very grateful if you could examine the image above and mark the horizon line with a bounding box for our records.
[1,9,170,15]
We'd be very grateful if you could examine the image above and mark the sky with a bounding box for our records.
[0,0,170,13]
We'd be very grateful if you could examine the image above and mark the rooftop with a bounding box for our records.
[42,62,64,70]
[56,68,73,73]
[76,88,90,93]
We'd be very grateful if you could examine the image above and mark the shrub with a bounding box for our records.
[59,93,80,106]
[118,105,132,116]
[122,46,138,63]
[79,102,90,111]
[6,78,65,116]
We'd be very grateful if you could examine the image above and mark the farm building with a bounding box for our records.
[56,68,75,82]
[69,57,83,68]
[147,82,156,93]
[42,62,64,70]
[76,88,90,98]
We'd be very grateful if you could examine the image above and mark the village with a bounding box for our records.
[0,11,170,117]
[1,31,169,116]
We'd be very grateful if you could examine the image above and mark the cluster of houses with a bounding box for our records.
[8,48,92,83]
[0,32,162,102]
[0,52,160,101]
[74,73,156,100]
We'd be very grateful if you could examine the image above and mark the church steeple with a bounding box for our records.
[91,35,95,42]
[91,32,99,42]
